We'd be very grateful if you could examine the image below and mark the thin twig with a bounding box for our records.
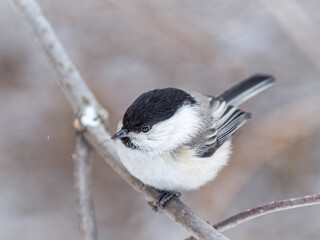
[9,0,228,239]
[185,194,320,240]
[72,136,98,240]
[213,194,320,232]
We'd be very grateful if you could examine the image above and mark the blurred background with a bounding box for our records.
[1,0,320,239]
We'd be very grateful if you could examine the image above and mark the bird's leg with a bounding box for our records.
[155,190,181,213]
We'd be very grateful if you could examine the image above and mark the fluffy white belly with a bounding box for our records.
[116,140,232,191]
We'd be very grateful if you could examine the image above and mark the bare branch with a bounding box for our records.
[185,194,320,240]
[72,136,98,240]
[10,0,228,239]
[213,194,320,232]
[9,0,108,121]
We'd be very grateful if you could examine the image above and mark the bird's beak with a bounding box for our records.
[111,128,129,140]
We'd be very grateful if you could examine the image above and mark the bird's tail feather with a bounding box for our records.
[218,74,275,106]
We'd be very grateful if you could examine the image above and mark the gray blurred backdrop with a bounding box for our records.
[1,0,320,239]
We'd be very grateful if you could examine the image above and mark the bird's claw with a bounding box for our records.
[155,190,181,213]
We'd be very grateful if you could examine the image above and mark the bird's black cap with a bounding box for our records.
[122,88,195,132]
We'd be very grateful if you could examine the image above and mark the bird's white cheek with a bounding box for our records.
[129,133,150,149]
[152,105,203,149]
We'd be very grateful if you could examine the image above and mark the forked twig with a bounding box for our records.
[10,0,228,239]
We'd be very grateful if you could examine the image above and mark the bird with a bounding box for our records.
[111,74,275,211]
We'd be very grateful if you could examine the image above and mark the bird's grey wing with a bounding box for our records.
[193,74,274,158]
[195,98,250,158]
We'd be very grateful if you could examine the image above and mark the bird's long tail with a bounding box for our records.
[218,74,275,106]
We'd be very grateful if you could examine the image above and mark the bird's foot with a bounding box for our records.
[155,190,181,213]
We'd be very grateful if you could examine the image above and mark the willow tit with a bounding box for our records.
[112,74,275,211]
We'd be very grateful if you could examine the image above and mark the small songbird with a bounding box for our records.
[112,74,275,211]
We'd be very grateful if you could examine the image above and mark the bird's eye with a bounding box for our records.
[141,126,150,133]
